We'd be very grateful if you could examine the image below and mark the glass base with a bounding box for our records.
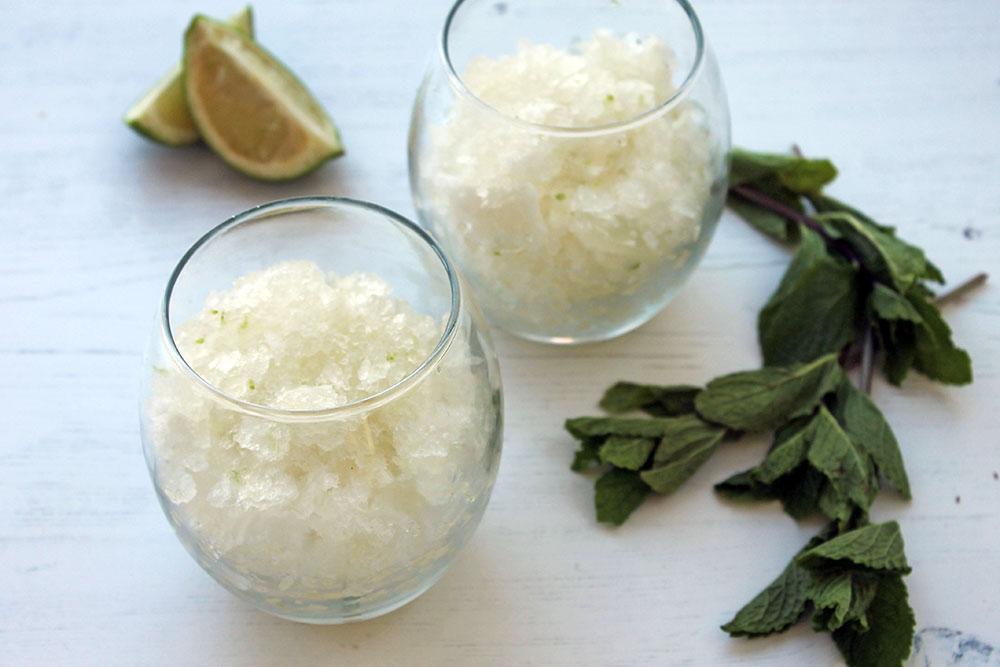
[154,483,470,625]
[503,309,658,345]
[241,567,451,625]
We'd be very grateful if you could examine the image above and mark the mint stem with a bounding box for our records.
[934,272,988,307]
[729,184,866,270]
[859,324,875,395]
[729,184,828,237]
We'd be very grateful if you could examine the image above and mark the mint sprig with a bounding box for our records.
[565,147,984,667]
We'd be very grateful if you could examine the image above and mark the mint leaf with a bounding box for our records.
[595,469,651,526]
[796,521,911,575]
[921,259,946,284]
[809,196,944,286]
[728,198,799,244]
[832,382,910,498]
[749,419,812,485]
[875,318,918,386]
[832,575,915,667]
[641,447,719,495]
[598,436,656,471]
[721,558,810,637]
[872,289,922,386]
[599,382,700,416]
[808,571,854,631]
[729,172,811,243]
[649,416,727,465]
[640,416,726,494]
[776,465,826,520]
[566,416,693,441]
[819,212,932,293]
[714,469,778,501]
[715,459,826,521]
[735,407,879,523]
[805,407,879,518]
[722,526,836,637]
[702,362,912,526]
[777,158,838,193]
[806,193,897,236]
[570,437,603,472]
[816,483,857,526]
[729,149,800,185]
[869,283,922,324]
[695,354,843,432]
[906,287,973,385]
[808,570,879,633]
[749,173,810,210]
[759,229,860,365]
[730,149,837,193]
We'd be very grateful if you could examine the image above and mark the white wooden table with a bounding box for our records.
[2,1,998,664]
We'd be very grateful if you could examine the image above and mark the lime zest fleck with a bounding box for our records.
[195,337,205,344]
[493,250,502,256]
[153,366,168,376]
[248,379,256,390]
[555,193,567,201]
[210,309,219,315]
[606,93,615,103]
[629,262,641,271]
[230,469,242,483]
[386,353,397,362]
[240,314,249,330]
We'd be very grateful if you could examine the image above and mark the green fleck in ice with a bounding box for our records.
[248,379,256,390]
[231,470,242,483]
[386,353,397,362]
[606,94,615,103]
[555,193,567,201]
[153,366,168,376]
[629,262,641,271]
[240,314,249,330]
[195,337,205,344]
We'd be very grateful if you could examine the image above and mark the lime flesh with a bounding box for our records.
[182,15,343,180]
[124,6,254,146]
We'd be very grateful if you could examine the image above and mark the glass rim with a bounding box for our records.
[438,0,706,137]
[159,196,463,422]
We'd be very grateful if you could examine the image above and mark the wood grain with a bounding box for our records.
[1,0,998,664]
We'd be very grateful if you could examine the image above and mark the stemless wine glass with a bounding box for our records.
[409,0,730,343]
[139,197,503,623]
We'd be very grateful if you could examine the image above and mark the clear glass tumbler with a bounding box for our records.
[139,197,503,623]
[409,0,730,343]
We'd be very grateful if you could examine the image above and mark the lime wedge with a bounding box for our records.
[124,6,255,146]
[182,15,344,180]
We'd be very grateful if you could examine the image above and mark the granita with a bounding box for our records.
[422,31,714,336]
[146,260,495,599]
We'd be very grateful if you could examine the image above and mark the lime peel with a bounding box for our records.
[182,15,343,181]
[123,6,255,147]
